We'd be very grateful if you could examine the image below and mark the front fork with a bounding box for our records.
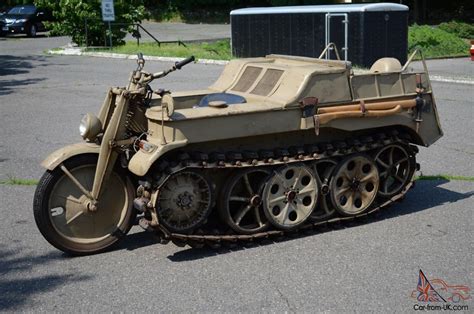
[91,88,130,201]
[62,87,131,210]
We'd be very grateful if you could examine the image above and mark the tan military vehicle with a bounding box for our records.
[34,46,443,255]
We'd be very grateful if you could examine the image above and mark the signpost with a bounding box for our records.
[101,0,115,47]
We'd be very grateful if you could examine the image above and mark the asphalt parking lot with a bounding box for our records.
[0,35,473,312]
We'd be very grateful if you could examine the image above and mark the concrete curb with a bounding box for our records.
[48,49,474,85]
[48,48,229,65]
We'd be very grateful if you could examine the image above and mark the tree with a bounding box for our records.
[34,0,147,46]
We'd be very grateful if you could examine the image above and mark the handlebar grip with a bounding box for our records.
[175,56,195,70]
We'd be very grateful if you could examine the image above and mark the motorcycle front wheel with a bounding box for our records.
[33,154,135,255]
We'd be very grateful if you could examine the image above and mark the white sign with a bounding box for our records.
[101,0,115,22]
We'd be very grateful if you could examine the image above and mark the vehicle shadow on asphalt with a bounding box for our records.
[166,179,474,262]
[0,244,91,311]
[0,34,49,40]
[0,55,49,96]
[116,229,160,252]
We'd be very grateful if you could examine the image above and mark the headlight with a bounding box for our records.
[16,19,27,23]
[79,113,102,141]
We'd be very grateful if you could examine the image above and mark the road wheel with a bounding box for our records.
[330,154,379,216]
[309,159,338,221]
[374,144,415,198]
[33,155,135,255]
[27,24,37,37]
[219,168,271,234]
[262,164,319,230]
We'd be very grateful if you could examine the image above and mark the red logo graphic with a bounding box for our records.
[411,270,471,303]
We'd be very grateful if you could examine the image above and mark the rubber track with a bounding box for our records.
[148,131,417,249]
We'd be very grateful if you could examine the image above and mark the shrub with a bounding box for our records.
[408,24,469,58]
[438,21,474,39]
[34,0,147,46]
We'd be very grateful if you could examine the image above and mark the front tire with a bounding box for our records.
[33,155,135,255]
[27,24,37,37]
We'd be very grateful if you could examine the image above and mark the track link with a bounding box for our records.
[144,131,417,249]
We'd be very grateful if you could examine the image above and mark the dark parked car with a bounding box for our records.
[0,4,52,37]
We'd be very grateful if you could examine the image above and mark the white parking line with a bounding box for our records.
[430,75,474,85]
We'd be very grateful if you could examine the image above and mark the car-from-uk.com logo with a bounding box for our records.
[411,270,470,311]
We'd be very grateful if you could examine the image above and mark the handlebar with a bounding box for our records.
[137,54,195,84]
[174,56,195,70]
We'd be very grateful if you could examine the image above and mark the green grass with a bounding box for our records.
[1,177,39,186]
[87,39,232,60]
[415,175,474,182]
[409,24,470,59]
[80,23,470,62]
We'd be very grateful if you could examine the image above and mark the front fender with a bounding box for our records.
[41,142,101,171]
[128,140,187,176]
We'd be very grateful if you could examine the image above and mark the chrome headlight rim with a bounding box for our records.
[79,113,102,141]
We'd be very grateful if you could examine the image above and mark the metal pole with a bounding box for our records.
[136,23,140,46]
[85,18,88,47]
[325,13,349,61]
[325,14,330,60]
[343,13,348,61]
[138,24,161,46]
[108,21,112,48]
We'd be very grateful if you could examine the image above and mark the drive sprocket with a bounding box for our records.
[156,170,213,233]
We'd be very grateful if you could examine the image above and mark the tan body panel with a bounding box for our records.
[128,140,187,176]
[133,96,440,177]
[132,51,443,177]
[41,142,101,170]
[58,53,442,179]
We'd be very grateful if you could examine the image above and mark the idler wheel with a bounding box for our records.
[157,170,213,233]
[374,144,415,198]
[330,154,379,216]
[219,168,271,234]
[262,164,319,230]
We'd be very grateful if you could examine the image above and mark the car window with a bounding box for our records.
[8,5,36,15]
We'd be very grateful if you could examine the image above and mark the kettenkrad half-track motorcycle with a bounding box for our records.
[34,45,443,255]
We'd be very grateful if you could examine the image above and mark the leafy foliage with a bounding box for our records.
[408,24,469,58]
[438,21,474,39]
[34,0,147,46]
[144,0,336,23]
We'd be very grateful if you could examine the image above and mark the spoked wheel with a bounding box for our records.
[262,164,319,230]
[374,144,415,198]
[310,159,338,221]
[157,170,213,233]
[33,155,135,255]
[330,154,379,216]
[219,168,271,234]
